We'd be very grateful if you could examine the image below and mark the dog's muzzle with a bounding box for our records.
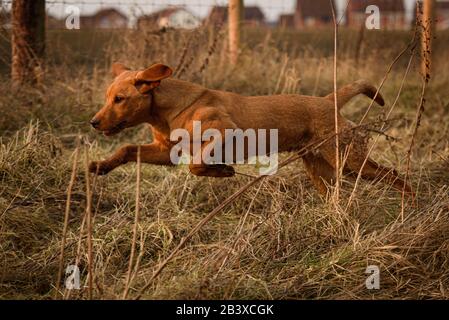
[90,118,101,129]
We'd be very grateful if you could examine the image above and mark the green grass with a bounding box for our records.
[0,27,449,299]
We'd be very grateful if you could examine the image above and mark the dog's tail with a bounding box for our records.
[325,79,385,110]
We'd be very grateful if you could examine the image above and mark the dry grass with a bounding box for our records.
[0,26,449,299]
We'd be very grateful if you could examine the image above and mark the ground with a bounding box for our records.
[0,26,448,299]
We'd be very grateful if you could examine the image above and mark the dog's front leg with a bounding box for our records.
[89,142,173,175]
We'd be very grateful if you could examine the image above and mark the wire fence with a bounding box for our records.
[1,1,429,32]
[0,0,440,84]
[1,0,298,29]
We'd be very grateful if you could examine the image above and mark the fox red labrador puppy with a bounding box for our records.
[89,62,412,196]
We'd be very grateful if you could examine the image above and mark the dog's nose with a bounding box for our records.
[90,118,101,129]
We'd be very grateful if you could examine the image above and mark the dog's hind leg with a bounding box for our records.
[302,153,336,196]
[315,136,413,197]
[346,157,413,194]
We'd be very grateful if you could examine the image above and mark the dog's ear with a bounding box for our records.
[111,62,130,77]
[136,63,173,82]
[134,63,173,94]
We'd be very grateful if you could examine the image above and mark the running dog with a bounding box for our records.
[89,62,412,195]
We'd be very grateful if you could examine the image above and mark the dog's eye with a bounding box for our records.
[114,96,125,103]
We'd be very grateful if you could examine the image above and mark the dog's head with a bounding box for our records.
[90,62,173,136]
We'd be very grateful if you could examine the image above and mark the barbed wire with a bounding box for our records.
[1,0,296,25]
[1,0,293,10]
[4,1,222,8]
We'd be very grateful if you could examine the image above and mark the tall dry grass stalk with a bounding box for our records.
[54,138,80,299]
[401,8,430,219]
[354,24,365,66]
[122,145,141,299]
[174,32,195,76]
[213,181,265,277]
[196,23,223,77]
[345,21,421,210]
[346,49,416,211]
[331,0,340,202]
[83,144,93,300]
[63,153,102,300]
[63,210,86,299]
[357,23,419,126]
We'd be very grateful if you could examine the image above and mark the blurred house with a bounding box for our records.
[243,6,266,26]
[278,14,295,28]
[137,7,201,30]
[294,0,334,28]
[1,10,64,29]
[46,15,65,29]
[206,6,265,26]
[436,0,449,29]
[347,0,406,30]
[80,8,128,29]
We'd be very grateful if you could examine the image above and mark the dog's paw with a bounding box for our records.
[88,161,112,175]
[221,165,235,177]
[211,164,235,177]
[189,164,235,178]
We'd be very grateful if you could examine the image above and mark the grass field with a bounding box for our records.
[1,26,449,299]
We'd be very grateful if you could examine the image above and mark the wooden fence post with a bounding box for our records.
[421,0,435,79]
[228,0,243,65]
[11,0,45,87]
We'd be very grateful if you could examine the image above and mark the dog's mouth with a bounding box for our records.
[103,121,127,136]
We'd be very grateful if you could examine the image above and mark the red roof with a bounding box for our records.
[139,6,184,21]
[438,1,449,10]
[297,0,334,18]
[89,8,127,20]
[208,6,265,23]
[349,0,404,12]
